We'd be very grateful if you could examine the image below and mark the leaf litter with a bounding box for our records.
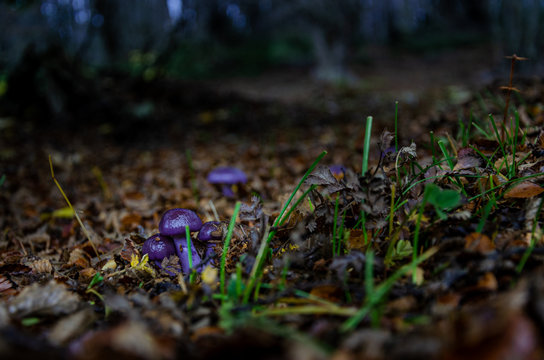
[3,72,544,360]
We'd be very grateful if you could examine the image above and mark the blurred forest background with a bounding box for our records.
[1,0,544,132]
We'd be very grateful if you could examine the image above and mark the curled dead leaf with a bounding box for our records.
[504,181,544,199]
[29,258,53,274]
[68,248,90,268]
[120,238,140,263]
[0,275,17,299]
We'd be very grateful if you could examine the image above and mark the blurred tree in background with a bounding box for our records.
[1,0,543,81]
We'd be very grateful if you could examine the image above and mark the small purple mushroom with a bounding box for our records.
[159,208,203,274]
[207,166,247,197]
[198,221,223,263]
[142,233,177,276]
[329,164,346,180]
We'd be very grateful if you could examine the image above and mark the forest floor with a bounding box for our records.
[2,45,544,360]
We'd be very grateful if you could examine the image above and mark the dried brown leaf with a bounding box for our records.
[504,181,544,198]
[29,259,53,274]
[48,308,96,345]
[309,284,343,303]
[476,272,498,291]
[120,238,140,263]
[464,233,495,253]
[0,275,17,299]
[8,280,81,318]
[453,147,482,171]
[68,248,90,268]
[305,165,344,196]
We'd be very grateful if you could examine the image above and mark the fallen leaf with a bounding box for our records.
[465,233,495,253]
[310,284,343,303]
[453,147,482,171]
[68,248,90,268]
[8,280,81,318]
[346,229,368,251]
[476,272,498,291]
[504,181,544,198]
[29,259,52,274]
[0,275,17,299]
[48,308,96,346]
[120,238,140,263]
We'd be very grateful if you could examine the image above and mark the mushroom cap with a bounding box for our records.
[159,208,203,236]
[142,233,176,261]
[329,164,346,176]
[198,221,222,242]
[207,167,247,185]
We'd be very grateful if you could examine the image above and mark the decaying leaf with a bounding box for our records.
[240,195,264,222]
[68,248,90,268]
[504,181,544,198]
[120,238,140,263]
[29,258,53,274]
[309,284,344,303]
[396,142,417,165]
[464,232,495,253]
[8,280,81,318]
[0,275,17,298]
[305,165,344,196]
[453,147,482,171]
[48,308,96,345]
[476,272,498,291]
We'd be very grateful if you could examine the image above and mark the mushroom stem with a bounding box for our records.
[204,245,215,260]
[221,184,235,197]
[172,236,201,274]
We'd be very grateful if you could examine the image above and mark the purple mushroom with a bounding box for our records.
[329,164,346,178]
[198,221,223,263]
[158,208,203,274]
[207,166,247,197]
[142,233,177,276]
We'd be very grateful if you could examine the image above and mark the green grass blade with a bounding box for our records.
[221,201,241,296]
[341,247,438,331]
[185,225,195,284]
[362,116,373,175]
[243,151,327,303]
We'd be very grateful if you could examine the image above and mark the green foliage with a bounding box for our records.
[424,183,461,220]
[87,272,104,290]
[165,35,312,79]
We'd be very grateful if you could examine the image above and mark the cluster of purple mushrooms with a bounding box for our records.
[141,166,247,275]
[141,165,346,276]
[142,208,222,275]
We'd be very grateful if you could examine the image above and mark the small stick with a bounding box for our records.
[501,54,527,142]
